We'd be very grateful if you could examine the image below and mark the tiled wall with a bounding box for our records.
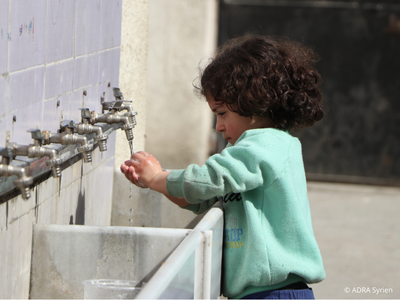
[0,0,123,298]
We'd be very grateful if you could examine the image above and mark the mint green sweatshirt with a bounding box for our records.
[166,128,325,298]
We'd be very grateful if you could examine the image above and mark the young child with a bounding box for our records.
[121,35,326,299]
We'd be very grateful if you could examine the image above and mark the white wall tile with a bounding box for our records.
[98,48,120,102]
[0,114,13,149]
[9,66,44,111]
[60,159,82,191]
[42,97,62,132]
[0,0,9,74]
[42,91,83,132]
[57,178,80,225]
[7,192,36,223]
[81,84,100,113]
[104,130,116,160]
[9,101,43,145]
[45,0,75,63]
[36,175,59,205]
[64,90,82,124]
[45,59,74,99]
[0,226,7,296]
[9,0,46,72]
[36,195,57,224]
[0,115,6,147]
[100,0,122,50]
[0,202,6,231]
[75,0,101,57]
[73,53,99,90]
[83,158,113,226]
[2,210,35,299]
[0,75,7,144]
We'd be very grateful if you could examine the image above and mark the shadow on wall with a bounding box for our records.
[69,189,85,225]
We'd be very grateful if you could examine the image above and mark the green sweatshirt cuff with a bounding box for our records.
[166,169,186,198]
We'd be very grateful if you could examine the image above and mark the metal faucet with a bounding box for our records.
[4,129,62,178]
[92,87,137,141]
[42,120,94,163]
[76,108,108,152]
[0,154,33,200]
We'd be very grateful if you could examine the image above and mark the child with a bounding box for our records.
[121,35,326,299]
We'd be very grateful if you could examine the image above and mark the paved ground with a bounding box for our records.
[307,182,400,299]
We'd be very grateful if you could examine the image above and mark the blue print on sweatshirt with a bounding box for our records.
[225,215,244,249]
[220,193,245,249]
[226,228,243,241]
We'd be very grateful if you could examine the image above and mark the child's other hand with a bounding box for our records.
[120,151,163,188]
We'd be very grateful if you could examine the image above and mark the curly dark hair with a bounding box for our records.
[197,35,324,130]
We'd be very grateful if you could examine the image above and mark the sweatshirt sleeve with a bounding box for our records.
[166,131,290,204]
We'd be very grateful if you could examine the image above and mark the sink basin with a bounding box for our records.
[30,203,223,299]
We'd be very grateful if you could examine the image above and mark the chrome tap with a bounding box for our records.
[76,108,108,152]
[0,154,33,200]
[91,101,137,141]
[5,130,62,178]
[93,87,137,141]
[42,120,93,163]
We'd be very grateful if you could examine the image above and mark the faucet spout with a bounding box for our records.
[76,108,108,151]
[91,108,136,141]
[8,130,63,178]
[43,121,93,163]
[0,156,33,200]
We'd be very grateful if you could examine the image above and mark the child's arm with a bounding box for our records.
[120,151,189,207]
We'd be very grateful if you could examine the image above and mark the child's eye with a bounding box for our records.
[217,112,226,116]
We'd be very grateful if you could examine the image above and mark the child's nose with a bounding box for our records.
[215,119,224,132]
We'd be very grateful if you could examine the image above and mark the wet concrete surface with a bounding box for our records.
[307,182,400,299]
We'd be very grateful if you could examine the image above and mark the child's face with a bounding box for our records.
[207,95,273,145]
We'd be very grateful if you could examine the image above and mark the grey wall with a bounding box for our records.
[219,1,400,185]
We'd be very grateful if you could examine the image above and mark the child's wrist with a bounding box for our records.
[148,171,170,194]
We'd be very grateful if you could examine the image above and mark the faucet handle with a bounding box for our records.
[108,100,133,112]
[1,143,15,162]
[80,108,93,123]
[59,120,76,133]
[27,129,44,144]
[113,87,124,100]
[0,147,12,161]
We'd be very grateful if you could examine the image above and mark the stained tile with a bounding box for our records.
[36,195,57,224]
[75,0,101,57]
[45,0,75,63]
[36,175,59,205]
[9,0,46,72]
[0,0,9,74]
[7,191,36,222]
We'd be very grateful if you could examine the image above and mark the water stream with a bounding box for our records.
[128,140,134,156]
[128,139,134,226]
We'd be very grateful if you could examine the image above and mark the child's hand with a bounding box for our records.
[120,151,163,188]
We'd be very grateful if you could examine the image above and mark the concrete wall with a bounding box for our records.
[111,0,219,227]
[145,0,218,169]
